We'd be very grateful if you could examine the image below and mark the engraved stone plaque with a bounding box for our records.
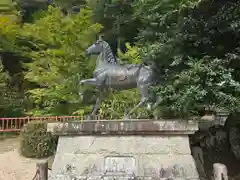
[104,156,136,176]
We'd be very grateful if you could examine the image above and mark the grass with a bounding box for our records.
[0,132,19,141]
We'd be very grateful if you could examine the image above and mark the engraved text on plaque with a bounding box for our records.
[104,156,136,176]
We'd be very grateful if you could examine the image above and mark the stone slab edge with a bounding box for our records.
[47,119,198,135]
[51,175,199,180]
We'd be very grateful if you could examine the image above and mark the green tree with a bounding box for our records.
[0,60,23,116]
[89,0,140,53]
[0,61,11,114]
[21,6,102,116]
[134,0,240,117]
[0,10,20,52]
[0,6,25,117]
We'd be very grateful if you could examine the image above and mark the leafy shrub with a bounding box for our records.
[20,120,58,158]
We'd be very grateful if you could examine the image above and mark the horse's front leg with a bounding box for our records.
[82,87,103,121]
[87,87,104,120]
[79,78,99,102]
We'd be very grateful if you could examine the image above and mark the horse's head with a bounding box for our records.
[85,40,105,56]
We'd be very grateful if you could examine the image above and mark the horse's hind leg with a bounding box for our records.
[152,96,163,110]
[123,84,149,119]
[80,78,100,86]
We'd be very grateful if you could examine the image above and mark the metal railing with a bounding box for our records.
[0,115,101,132]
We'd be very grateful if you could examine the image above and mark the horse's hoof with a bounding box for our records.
[78,92,83,100]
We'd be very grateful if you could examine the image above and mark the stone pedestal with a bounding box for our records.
[47,119,199,180]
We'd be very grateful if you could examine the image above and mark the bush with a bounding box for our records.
[20,120,58,158]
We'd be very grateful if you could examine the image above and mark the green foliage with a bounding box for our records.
[52,0,86,10]
[0,61,10,111]
[0,14,19,52]
[156,56,240,117]
[134,0,199,70]
[21,6,102,115]
[117,43,141,64]
[0,59,24,116]
[134,0,240,117]
[90,0,140,51]
[0,13,30,117]
[0,0,18,14]
[20,120,58,158]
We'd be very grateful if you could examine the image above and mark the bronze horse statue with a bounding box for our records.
[80,38,161,119]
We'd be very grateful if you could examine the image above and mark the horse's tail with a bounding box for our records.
[141,61,163,86]
[141,61,165,109]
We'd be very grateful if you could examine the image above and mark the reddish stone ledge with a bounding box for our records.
[47,119,198,135]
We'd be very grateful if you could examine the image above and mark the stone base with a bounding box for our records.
[48,120,199,180]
